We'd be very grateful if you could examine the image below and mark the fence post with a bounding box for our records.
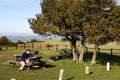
[39,44,41,49]
[15,45,18,50]
[47,44,49,50]
[32,43,34,49]
[6,45,9,50]
[65,45,67,49]
[24,43,26,49]
[56,44,58,51]
[98,48,100,54]
[111,48,113,56]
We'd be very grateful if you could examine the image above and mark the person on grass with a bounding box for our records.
[19,49,32,71]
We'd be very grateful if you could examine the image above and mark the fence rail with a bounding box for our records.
[1,43,120,56]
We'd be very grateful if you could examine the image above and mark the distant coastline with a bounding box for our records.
[0,32,62,41]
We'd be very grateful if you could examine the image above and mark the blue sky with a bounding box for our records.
[0,0,120,35]
[0,0,41,35]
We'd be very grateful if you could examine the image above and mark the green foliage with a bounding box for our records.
[28,0,120,62]
[16,40,25,44]
[82,0,120,46]
[28,0,85,43]
[0,36,12,46]
[28,0,120,44]
[31,39,37,43]
[46,44,53,48]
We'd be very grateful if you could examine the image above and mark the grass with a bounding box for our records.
[0,49,120,80]
[0,40,120,80]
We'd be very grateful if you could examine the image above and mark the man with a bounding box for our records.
[19,49,32,71]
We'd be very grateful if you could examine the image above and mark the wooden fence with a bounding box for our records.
[2,43,120,56]
[5,43,71,51]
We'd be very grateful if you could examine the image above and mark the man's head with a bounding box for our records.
[26,49,31,54]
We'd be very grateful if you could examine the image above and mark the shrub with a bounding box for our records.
[46,44,53,48]
[0,36,12,46]
[16,40,25,44]
[31,39,37,43]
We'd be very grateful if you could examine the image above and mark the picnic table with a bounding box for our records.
[8,54,46,69]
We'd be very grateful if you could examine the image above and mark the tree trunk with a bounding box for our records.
[91,45,99,64]
[72,45,78,63]
[79,44,85,63]
[72,46,75,61]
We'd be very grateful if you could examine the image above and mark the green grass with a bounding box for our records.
[0,40,120,80]
[0,48,120,80]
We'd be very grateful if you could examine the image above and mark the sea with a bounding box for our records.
[0,33,62,41]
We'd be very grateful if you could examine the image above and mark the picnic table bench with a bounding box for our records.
[49,49,72,61]
[8,53,46,69]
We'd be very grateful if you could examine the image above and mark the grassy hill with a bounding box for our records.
[0,40,120,80]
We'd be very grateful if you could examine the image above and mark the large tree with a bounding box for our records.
[28,0,86,62]
[28,0,120,64]
[83,0,120,64]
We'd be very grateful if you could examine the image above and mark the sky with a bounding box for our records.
[0,0,41,35]
[0,0,120,35]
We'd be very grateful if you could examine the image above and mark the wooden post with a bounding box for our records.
[24,43,26,49]
[59,69,64,80]
[85,66,89,75]
[47,44,49,50]
[32,43,34,49]
[98,48,100,54]
[56,44,58,51]
[6,45,9,50]
[106,62,110,71]
[111,49,113,56]
[15,45,18,50]
[10,78,16,80]
[39,44,41,49]
[65,45,67,49]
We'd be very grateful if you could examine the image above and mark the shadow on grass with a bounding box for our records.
[83,52,120,66]
[30,64,56,69]
[57,49,120,66]
[66,77,74,80]
[30,64,56,70]
[44,64,56,68]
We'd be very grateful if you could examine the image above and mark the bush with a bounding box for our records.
[46,44,53,48]
[31,39,37,43]
[16,40,25,44]
[0,36,12,46]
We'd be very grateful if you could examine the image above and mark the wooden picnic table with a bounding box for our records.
[9,54,46,69]
[13,54,42,62]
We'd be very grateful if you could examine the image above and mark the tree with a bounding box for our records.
[28,0,120,64]
[28,0,86,62]
[0,36,11,46]
[107,5,120,43]
[83,0,119,64]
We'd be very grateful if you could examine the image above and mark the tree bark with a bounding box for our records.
[91,45,99,64]
[72,46,76,61]
[72,45,78,63]
[79,44,85,63]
